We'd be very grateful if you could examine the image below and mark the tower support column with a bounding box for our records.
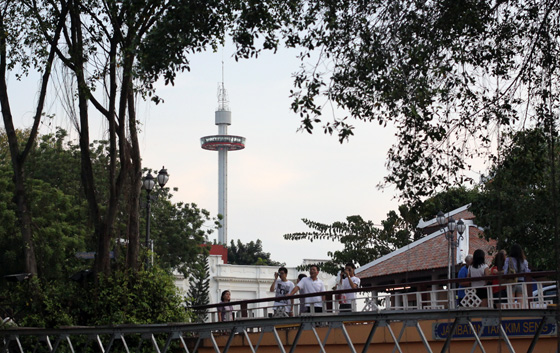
[218,148,228,245]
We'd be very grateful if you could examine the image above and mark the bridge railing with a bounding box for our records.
[2,271,558,353]
[196,271,558,322]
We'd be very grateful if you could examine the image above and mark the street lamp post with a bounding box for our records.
[437,211,456,308]
[455,218,466,276]
[143,167,169,266]
[436,211,449,277]
[437,212,464,281]
[437,211,468,308]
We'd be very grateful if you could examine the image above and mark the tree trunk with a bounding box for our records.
[0,3,66,276]
[0,35,37,275]
[67,0,109,275]
[126,88,142,271]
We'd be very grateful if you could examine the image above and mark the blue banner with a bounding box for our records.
[433,319,556,339]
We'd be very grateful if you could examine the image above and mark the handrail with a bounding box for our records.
[2,272,558,353]
[3,309,557,353]
[193,270,557,311]
[1,308,555,335]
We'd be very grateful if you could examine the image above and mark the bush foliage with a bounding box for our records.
[1,266,190,328]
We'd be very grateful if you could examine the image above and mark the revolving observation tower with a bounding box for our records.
[200,80,245,245]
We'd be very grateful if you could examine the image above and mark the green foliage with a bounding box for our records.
[145,182,217,277]
[284,0,560,204]
[0,129,217,326]
[28,178,88,279]
[1,129,216,279]
[26,129,84,201]
[411,186,480,231]
[186,253,210,322]
[285,188,480,275]
[2,277,77,328]
[285,215,410,275]
[83,267,190,326]
[0,167,20,277]
[227,239,283,266]
[471,128,558,270]
[0,1,55,77]
[0,266,190,328]
[0,130,90,279]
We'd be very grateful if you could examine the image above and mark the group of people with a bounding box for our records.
[457,243,530,307]
[269,263,361,315]
[217,263,360,321]
[216,245,530,321]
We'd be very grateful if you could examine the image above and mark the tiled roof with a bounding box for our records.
[357,227,497,280]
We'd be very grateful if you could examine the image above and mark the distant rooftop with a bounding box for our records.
[356,205,497,282]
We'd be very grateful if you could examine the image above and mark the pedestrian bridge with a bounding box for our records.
[2,271,558,352]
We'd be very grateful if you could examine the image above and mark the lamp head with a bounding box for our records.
[436,211,445,226]
[447,217,456,232]
[157,167,169,188]
[143,172,155,192]
[457,219,466,235]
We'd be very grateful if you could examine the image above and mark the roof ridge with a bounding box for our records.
[416,203,472,229]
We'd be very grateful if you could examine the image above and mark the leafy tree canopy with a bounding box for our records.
[285,215,408,275]
[146,183,217,277]
[471,128,558,270]
[0,129,90,279]
[227,239,283,266]
[0,128,216,279]
[2,0,307,275]
[0,128,217,327]
[285,187,479,275]
[284,0,560,204]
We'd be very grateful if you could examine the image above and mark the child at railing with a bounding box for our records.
[457,254,473,306]
[217,290,233,322]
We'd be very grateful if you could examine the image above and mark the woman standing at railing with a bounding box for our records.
[503,244,530,299]
[468,249,491,307]
[491,250,507,307]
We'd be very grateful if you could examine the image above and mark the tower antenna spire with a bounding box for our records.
[217,60,229,111]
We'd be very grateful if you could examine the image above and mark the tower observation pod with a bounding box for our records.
[200,81,245,245]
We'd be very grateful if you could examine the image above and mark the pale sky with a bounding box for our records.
[9,43,402,267]
[140,45,401,267]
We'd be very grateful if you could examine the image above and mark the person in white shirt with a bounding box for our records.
[289,265,325,313]
[269,266,295,316]
[339,262,360,312]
